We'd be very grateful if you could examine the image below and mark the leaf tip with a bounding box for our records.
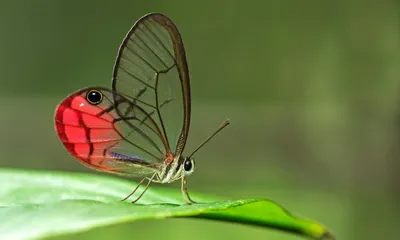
[319,231,335,240]
[305,222,335,240]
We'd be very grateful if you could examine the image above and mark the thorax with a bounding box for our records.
[154,155,184,183]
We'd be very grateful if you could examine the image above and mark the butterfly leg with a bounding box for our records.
[120,177,147,202]
[181,176,196,205]
[130,173,157,204]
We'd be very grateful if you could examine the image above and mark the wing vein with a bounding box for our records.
[132,29,169,69]
[123,87,147,117]
[113,126,160,161]
[143,20,175,62]
[124,43,159,73]
[154,72,171,154]
[113,117,164,155]
[118,65,156,90]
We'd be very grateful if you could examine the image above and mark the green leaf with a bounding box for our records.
[0,168,334,240]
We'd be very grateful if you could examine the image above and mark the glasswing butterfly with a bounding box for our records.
[54,13,229,204]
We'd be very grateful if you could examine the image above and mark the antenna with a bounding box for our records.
[188,119,230,158]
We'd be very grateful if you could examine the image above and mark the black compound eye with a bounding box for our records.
[184,159,192,171]
[86,89,103,105]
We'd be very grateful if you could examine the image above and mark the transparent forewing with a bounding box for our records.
[112,13,191,158]
[55,87,164,177]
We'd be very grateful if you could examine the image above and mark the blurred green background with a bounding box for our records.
[1,0,399,239]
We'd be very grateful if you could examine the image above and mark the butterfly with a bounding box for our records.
[54,13,229,204]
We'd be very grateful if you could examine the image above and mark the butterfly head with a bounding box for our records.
[182,156,195,176]
[163,156,195,183]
